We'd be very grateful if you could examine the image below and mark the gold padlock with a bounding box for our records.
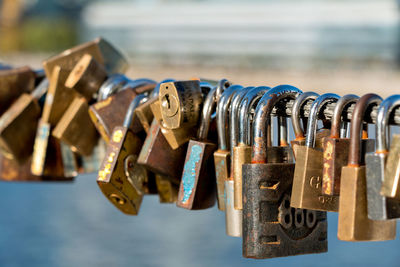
[338,93,396,241]
[43,37,128,78]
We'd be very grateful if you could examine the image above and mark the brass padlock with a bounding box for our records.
[291,93,340,211]
[31,66,80,175]
[156,174,179,203]
[64,53,108,101]
[290,92,332,159]
[97,94,148,215]
[382,134,400,199]
[233,86,270,210]
[366,95,400,220]
[0,74,48,164]
[243,85,327,259]
[225,86,251,237]
[134,79,175,134]
[176,86,220,210]
[214,84,243,211]
[322,94,361,195]
[52,96,99,156]
[338,93,396,241]
[0,66,36,114]
[89,77,156,142]
[43,37,128,78]
[159,80,203,129]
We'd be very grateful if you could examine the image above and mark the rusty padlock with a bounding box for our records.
[382,134,400,199]
[156,174,179,203]
[89,75,156,142]
[291,93,340,211]
[338,94,396,241]
[366,95,400,220]
[225,86,251,237]
[322,94,362,196]
[43,37,128,78]
[64,53,108,101]
[214,84,243,211]
[52,96,99,156]
[0,73,49,164]
[176,85,221,210]
[233,86,270,210]
[243,85,327,259]
[0,66,36,115]
[97,94,148,215]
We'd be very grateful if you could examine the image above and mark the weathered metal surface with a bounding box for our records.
[177,140,217,209]
[225,179,242,237]
[382,134,400,199]
[242,162,327,258]
[233,144,251,210]
[156,174,178,203]
[213,149,230,211]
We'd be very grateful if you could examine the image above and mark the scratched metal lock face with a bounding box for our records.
[242,158,327,258]
[97,127,143,215]
[177,140,217,209]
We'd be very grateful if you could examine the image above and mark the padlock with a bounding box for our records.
[134,79,175,134]
[322,94,364,196]
[137,117,187,184]
[0,73,49,164]
[366,95,400,220]
[43,37,128,78]
[290,92,331,159]
[156,174,179,203]
[176,86,220,210]
[0,66,36,114]
[338,94,396,241]
[382,134,400,199]
[52,96,99,156]
[89,76,156,142]
[31,66,80,175]
[214,84,243,211]
[225,86,251,237]
[97,94,148,215]
[159,80,203,129]
[64,53,108,101]
[291,93,340,211]
[76,139,107,174]
[233,86,270,210]
[243,85,327,259]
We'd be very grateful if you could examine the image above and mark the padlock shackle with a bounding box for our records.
[291,92,319,140]
[376,95,400,153]
[330,94,359,138]
[230,87,252,153]
[252,85,302,163]
[348,94,382,166]
[31,78,49,100]
[238,86,271,145]
[215,79,231,104]
[216,84,243,150]
[123,93,149,128]
[197,88,217,141]
[150,79,175,99]
[305,93,340,148]
[97,74,129,101]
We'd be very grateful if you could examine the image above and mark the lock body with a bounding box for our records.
[233,144,251,210]
[243,162,327,258]
[365,152,400,220]
[159,80,202,129]
[382,134,400,199]
[214,149,230,211]
[0,93,40,163]
[290,129,330,159]
[53,97,99,156]
[177,140,217,210]
[338,166,396,241]
[225,179,242,237]
[134,98,156,134]
[137,119,187,184]
[322,138,374,195]
[97,126,144,214]
[291,146,339,211]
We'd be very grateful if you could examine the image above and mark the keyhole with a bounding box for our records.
[165,94,171,110]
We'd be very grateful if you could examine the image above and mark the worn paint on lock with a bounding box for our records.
[181,144,202,203]
[31,122,50,175]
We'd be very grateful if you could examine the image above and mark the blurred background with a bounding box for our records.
[1,0,400,266]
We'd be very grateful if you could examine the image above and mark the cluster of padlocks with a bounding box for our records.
[2,37,400,259]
